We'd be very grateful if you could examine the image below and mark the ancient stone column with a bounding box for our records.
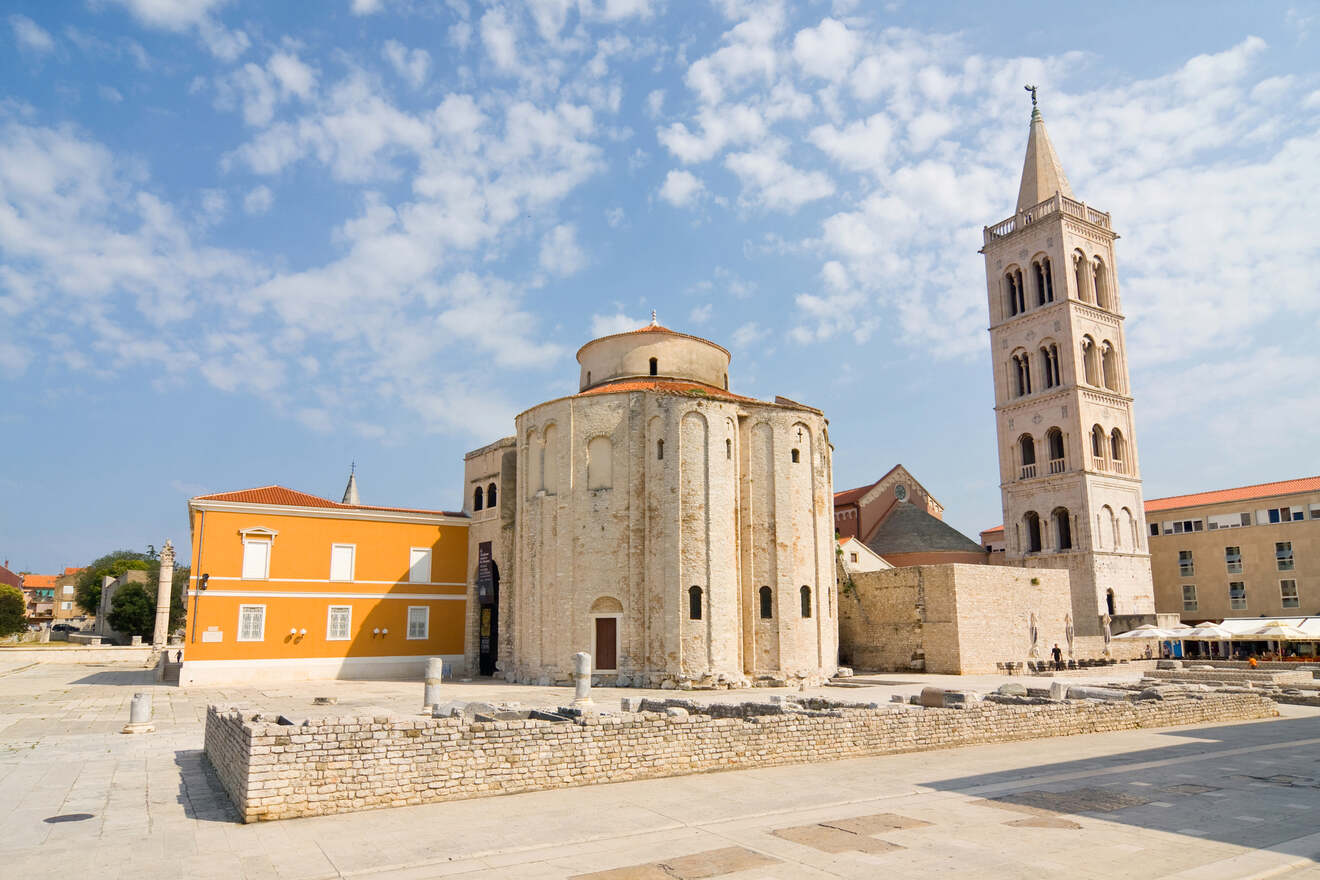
[152,540,174,649]
[572,652,592,705]
[423,657,444,710]
[122,691,154,734]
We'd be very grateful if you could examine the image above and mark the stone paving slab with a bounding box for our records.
[2,663,1319,878]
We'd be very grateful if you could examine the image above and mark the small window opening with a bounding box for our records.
[657,439,664,460]
[800,585,811,618]
[649,357,658,376]
[723,374,728,389]
[1105,589,1116,616]
[586,371,591,385]
[473,486,483,511]
[759,586,773,619]
[726,438,732,460]
[791,448,800,463]
[487,482,497,507]
[688,586,702,620]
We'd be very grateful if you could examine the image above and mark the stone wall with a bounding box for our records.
[205,693,1276,823]
[839,564,1075,674]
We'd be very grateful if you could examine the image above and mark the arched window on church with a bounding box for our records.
[791,448,800,463]
[473,486,483,511]
[1052,507,1073,550]
[1110,429,1126,474]
[1081,336,1101,386]
[1073,250,1091,303]
[1101,341,1119,391]
[1012,352,1032,397]
[1033,258,1055,306]
[1091,424,1107,469]
[487,482,497,508]
[1019,434,1036,479]
[1093,258,1110,310]
[657,439,664,460]
[649,357,658,376]
[759,586,773,619]
[1038,343,1060,388]
[689,586,702,620]
[1024,511,1042,553]
[1046,427,1065,473]
[800,585,812,618]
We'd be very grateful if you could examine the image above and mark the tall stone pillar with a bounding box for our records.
[153,540,174,648]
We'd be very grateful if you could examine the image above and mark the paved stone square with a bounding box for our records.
[2,661,1318,878]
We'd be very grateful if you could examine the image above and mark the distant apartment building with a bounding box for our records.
[1147,476,1319,623]
[20,573,56,624]
[54,567,84,622]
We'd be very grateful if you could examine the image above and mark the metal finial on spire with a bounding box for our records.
[650,310,658,326]
[350,460,355,475]
[1025,84,1037,108]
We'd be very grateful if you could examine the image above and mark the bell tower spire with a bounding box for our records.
[341,462,360,506]
[1016,87,1074,212]
[981,94,1157,649]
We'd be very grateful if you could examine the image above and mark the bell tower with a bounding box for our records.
[981,89,1156,639]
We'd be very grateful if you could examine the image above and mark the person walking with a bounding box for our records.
[1051,643,1063,670]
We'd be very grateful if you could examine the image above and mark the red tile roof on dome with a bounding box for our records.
[191,485,462,517]
[576,378,753,403]
[979,474,1320,534]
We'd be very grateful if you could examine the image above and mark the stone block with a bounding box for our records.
[997,683,1028,697]
[1049,682,1068,701]
[1065,686,1129,701]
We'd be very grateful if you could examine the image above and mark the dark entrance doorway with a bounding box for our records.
[476,541,500,676]
[594,616,617,670]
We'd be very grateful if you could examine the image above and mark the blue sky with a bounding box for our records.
[3,0,1318,574]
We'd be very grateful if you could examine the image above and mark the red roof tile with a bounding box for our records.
[0,564,20,590]
[576,378,753,403]
[22,574,56,588]
[1145,475,1320,513]
[192,485,462,517]
[833,482,877,506]
[981,474,1320,533]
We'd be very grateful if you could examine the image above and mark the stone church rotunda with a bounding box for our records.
[463,315,838,689]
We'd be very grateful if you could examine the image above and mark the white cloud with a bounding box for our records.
[538,224,587,276]
[99,85,125,103]
[590,312,644,336]
[243,185,273,215]
[103,0,249,60]
[10,15,54,54]
[658,169,705,207]
[645,89,664,117]
[383,40,430,89]
[725,144,835,211]
[657,105,766,163]
[792,17,859,81]
[688,302,712,324]
[604,206,624,227]
[480,8,519,72]
[350,0,384,14]
[808,113,894,173]
[731,321,766,348]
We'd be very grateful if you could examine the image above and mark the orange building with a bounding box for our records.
[181,484,469,685]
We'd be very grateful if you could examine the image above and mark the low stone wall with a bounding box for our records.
[1144,668,1315,686]
[0,645,154,664]
[205,693,1277,823]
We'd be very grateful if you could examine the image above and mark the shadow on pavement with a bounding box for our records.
[174,749,241,824]
[920,714,1320,861]
[71,669,156,686]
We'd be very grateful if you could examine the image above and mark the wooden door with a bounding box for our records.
[594,617,617,670]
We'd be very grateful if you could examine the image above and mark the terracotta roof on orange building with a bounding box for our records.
[22,574,56,588]
[63,567,83,576]
[576,378,753,403]
[192,485,463,517]
[980,474,1320,534]
[1144,475,1320,513]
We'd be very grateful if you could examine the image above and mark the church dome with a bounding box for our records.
[576,314,732,393]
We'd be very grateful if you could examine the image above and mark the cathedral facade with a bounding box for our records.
[982,96,1158,640]
[464,319,838,688]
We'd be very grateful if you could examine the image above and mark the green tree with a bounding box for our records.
[0,585,25,637]
[74,550,154,615]
[107,584,155,640]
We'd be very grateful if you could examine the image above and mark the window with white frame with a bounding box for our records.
[1225,546,1242,574]
[1281,579,1300,609]
[326,605,352,640]
[1181,585,1197,612]
[241,539,271,579]
[1229,582,1247,611]
[409,548,431,584]
[1277,541,1295,571]
[237,605,266,641]
[407,606,429,639]
[329,544,355,582]
[1178,550,1194,576]
[61,601,72,611]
